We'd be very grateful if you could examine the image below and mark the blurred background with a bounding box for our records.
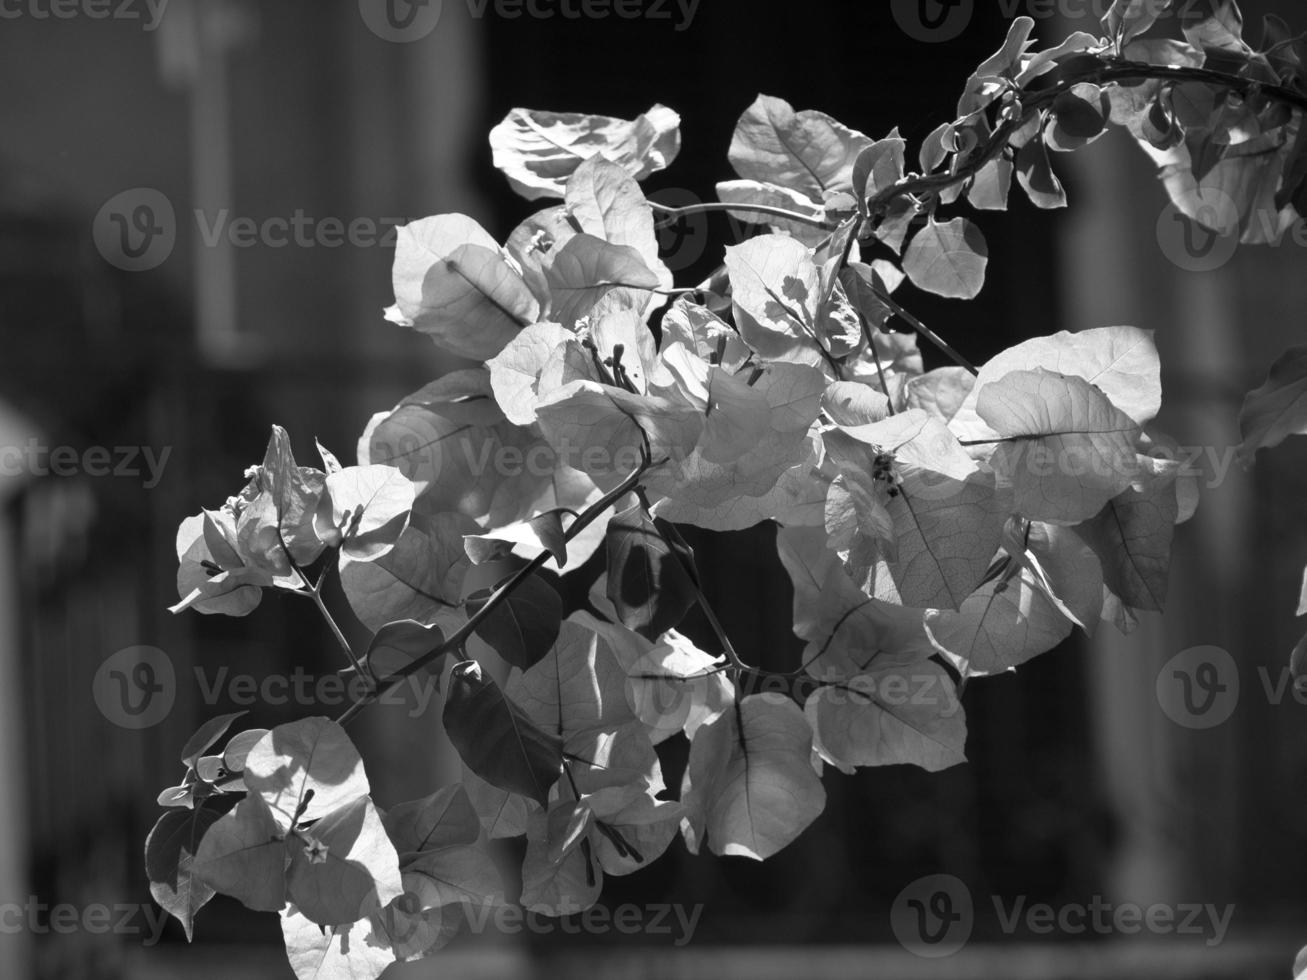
[2,0,1307,977]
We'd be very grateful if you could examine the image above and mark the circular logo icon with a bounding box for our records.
[891,873,973,958]
[1155,192,1240,273]
[93,645,176,730]
[358,0,443,42]
[890,0,973,44]
[648,187,709,273]
[93,188,176,272]
[1156,645,1239,730]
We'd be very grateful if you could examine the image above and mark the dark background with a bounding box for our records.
[1,0,1305,977]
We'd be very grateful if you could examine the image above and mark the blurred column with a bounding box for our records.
[0,404,36,980]
[341,0,489,803]
[1061,99,1250,907]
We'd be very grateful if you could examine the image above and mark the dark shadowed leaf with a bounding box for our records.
[466,572,563,671]
[146,805,224,941]
[443,661,564,805]
[605,504,699,639]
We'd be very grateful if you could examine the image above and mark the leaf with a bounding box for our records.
[314,466,415,562]
[650,362,826,511]
[715,180,830,244]
[924,564,1073,676]
[520,801,602,915]
[724,235,826,367]
[388,216,539,360]
[534,379,703,488]
[1048,83,1112,151]
[804,661,967,773]
[466,572,563,671]
[286,796,404,927]
[681,695,826,860]
[774,525,935,679]
[1015,138,1067,209]
[487,322,575,426]
[902,218,989,300]
[977,369,1142,525]
[192,794,289,913]
[223,729,269,774]
[625,630,734,744]
[247,425,327,568]
[145,806,223,941]
[952,326,1161,434]
[506,619,640,741]
[443,660,563,805]
[967,156,1014,210]
[180,711,248,769]
[384,785,480,855]
[605,503,699,639]
[905,368,975,423]
[489,105,681,201]
[728,95,873,200]
[465,511,568,569]
[461,765,532,839]
[852,134,907,204]
[824,412,1003,610]
[1180,0,1247,53]
[543,234,660,328]
[364,620,443,681]
[243,718,370,829]
[280,909,394,980]
[1237,346,1307,465]
[338,512,476,633]
[565,157,670,291]
[1103,0,1176,48]
[1076,464,1179,613]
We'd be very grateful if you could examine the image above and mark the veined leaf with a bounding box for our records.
[681,695,826,861]
[903,218,989,300]
[977,369,1142,525]
[804,661,967,773]
[443,661,563,805]
[490,105,681,201]
[1237,346,1307,465]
